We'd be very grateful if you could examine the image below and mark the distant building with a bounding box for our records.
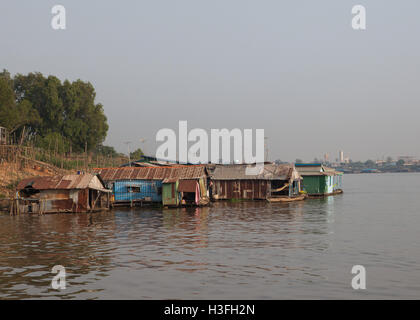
[398,156,415,164]
[339,150,344,163]
[376,160,386,166]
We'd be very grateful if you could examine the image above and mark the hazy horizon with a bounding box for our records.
[1,1,419,162]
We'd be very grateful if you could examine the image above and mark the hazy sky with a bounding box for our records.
[1,1,419,162]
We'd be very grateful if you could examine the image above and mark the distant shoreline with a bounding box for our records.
[342,170,420,174]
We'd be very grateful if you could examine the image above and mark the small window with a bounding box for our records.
[128,186,140,193]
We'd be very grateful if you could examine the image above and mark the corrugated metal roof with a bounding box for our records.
[296,165,340,176]
[93,165,207,182]
[178,180,198,192]
[17,174,106,191]
[207,163,300,181]
[295,165,322,172]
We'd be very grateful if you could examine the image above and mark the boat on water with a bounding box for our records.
[307,189,343,198]
[266,194,307,203]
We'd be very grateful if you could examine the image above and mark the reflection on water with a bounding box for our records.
[1,174,420,299]
[0,199,334,299]
[0,213,117,299]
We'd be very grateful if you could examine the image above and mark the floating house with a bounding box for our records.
[295,163,343,196]
[94,166,209,207]
[15,174,111,214]
[163,174,209,207]
[207,163,304,202]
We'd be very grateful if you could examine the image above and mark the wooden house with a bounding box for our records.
[15,174,111,214]
[207,163,304,202]
[94,165,209,207]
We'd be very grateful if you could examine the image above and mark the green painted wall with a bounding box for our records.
[162,181,179,206]
[302,176,328,194]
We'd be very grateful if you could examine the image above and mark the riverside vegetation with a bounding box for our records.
[0,69,143,201]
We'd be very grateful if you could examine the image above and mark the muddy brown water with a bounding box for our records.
[1,173,420,299]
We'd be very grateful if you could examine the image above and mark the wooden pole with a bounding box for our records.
[85,141,88,173]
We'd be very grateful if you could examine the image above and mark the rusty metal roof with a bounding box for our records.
[178,179,198,192]
[17,174,106,191]
[93,165,207,182]
[207,163,300,181]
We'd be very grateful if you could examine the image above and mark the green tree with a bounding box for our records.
[95,145,120,157]
[60,79,108,151]
[0,75,40,138]
[36,132,70,154]
[130,148,144,160]
[9,71,108,151]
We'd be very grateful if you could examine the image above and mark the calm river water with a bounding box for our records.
[1,173,420,299]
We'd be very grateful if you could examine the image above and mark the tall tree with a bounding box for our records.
[3,70,109,151]
[130,148,144,160]
[0,74,40,137]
